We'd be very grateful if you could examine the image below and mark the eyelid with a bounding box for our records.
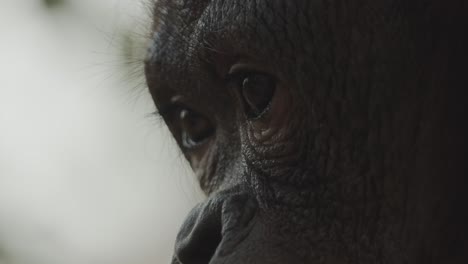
[158,103,182,119]
[158,95,187,118]
[225,63,278,84]
[225,69,277,91]
[227,63,269,76]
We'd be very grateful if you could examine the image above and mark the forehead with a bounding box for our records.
[146,0,312,93]
[152,0,210,27]
[147,0,310,64]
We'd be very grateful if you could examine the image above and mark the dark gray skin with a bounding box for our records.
[144,0,468,263]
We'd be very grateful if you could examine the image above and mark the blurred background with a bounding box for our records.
[0,0,203,263]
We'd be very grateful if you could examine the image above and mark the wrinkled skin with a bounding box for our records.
[144,0,468,263]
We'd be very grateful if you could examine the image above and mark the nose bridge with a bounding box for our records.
[173,188,257,264]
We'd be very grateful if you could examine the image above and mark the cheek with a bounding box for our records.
[238,83,311,205]
[187,142,212,171]
[190,131,244,194]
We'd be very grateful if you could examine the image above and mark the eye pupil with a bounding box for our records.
[241,74,276,119]
[179,109,214,148]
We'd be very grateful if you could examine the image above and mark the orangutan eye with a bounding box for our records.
[178,108,214,149]
[230,72,277,119]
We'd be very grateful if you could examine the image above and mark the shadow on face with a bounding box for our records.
[145,0,468,263]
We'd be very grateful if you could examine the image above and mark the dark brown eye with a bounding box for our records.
[178,109,214,149]
[238,73,276,119]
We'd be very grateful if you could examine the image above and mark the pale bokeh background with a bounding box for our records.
[0,1,203,263]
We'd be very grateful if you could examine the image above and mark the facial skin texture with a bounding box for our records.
[144,0,468,263]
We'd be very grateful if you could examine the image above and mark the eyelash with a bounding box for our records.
[152,104,183,134]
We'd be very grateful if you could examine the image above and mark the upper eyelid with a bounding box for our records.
[228,63,263,75]
[224,62,278,83]
[224,71,277,88]
[157,104,179,118]
[158,95,190,116]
